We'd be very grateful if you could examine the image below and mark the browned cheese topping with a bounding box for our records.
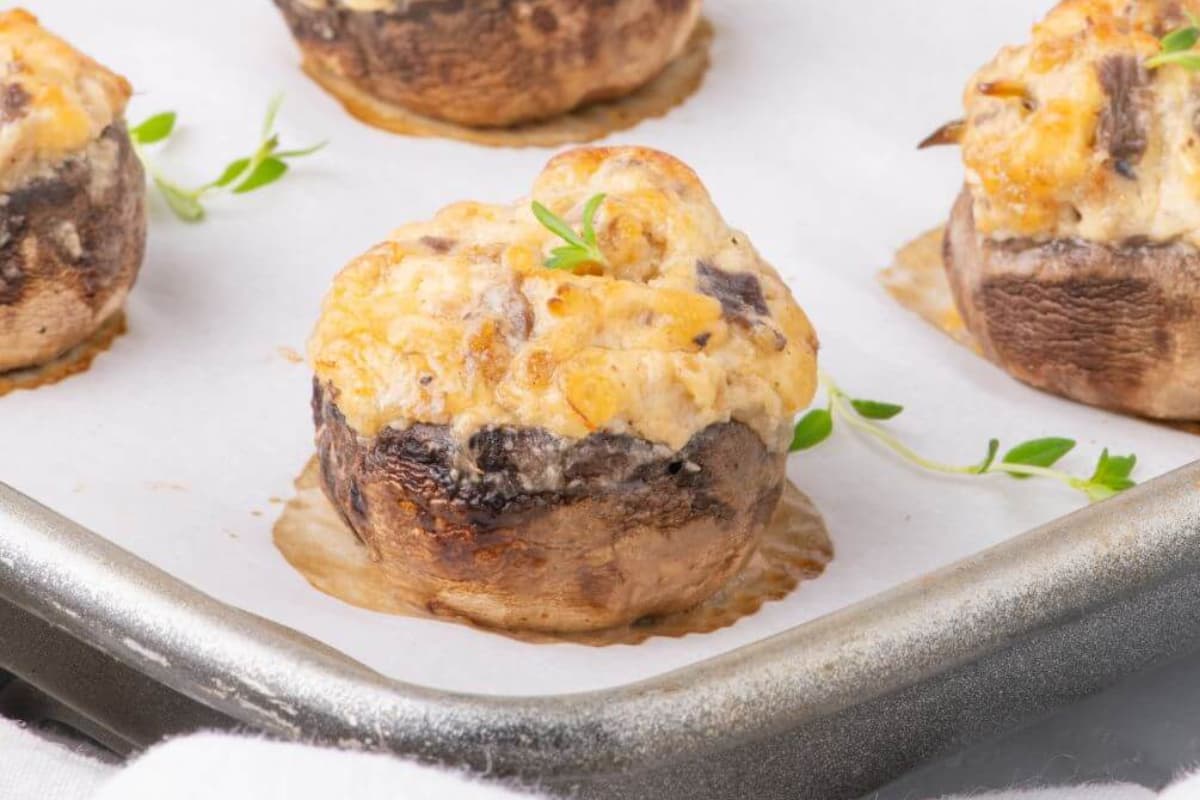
[0,9,131,192]
[310,147,819,453]
[961,0,1200,245]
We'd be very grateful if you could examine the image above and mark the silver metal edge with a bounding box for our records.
[1,462,1199,785]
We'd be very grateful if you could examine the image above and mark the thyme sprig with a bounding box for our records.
[531,193,610,271]
[1146,13,1200,70]
[130,95,326,223]
[791,372,1138,503]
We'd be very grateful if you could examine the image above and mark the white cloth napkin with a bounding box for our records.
[4,717,1200,800]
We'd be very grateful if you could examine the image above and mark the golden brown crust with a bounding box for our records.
[959,0,1200,245]
[273,0,702,127]
[944,187,1200,420]
[313,380,785,633]
[0,9,132,191]
[0,124,145,373]
[309,146,819,453]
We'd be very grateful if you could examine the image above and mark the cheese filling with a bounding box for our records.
[309,147,819,453]
[961,0,1200,247]
[0,10,131,193]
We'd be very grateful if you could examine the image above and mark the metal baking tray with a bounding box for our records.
[4,1,1200,797]
[4,466,1200,799]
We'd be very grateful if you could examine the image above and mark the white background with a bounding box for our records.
[5,0,1195,697]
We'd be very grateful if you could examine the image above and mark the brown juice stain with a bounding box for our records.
[878,228,977,351]
[274,457,833,647]
[0,311,126,398]
[301,19,713,149]
[879,228,1200,436]
[277,346,304,364]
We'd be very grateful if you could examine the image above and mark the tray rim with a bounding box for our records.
[2,461,1199,782]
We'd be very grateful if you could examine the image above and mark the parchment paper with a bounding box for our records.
[6,0,1195,696]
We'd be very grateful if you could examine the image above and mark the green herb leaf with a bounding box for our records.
[1002,437,1076,479]
[976,438,1000,474]
[532,202,587,248]
[792,372,1136,505]
[545,246,592,271]
[1149,17,1200,70]
[790,408,834,452]
[154,178,204,222]
[1089,449,1138,492]
[131,112,177,145]
[581,192,606,246]
[531,194,609,270]
[259,134,280,160]
[261,93,285,141]
[275,140,328,160]
[212,158,251,188]
[1146,49,1200,70]
[233,157,288,194]
[1082,451,1137,500]
[1160,25,1199,54]
[850,399,904,421]
[1083,484,1123,503]
[131,95,326,224]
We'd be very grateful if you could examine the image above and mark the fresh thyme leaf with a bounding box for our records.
[1146,50,1200,70]
[581,192,606,246]
[1160,25,1199,54]
[131,112,177,145]
[850,399,904,421]
[532,194,609,270]
[131,95,325,223]
[790,408,834,452]
[1083,484,1123,503]
[532,202,587,248]
[976,438,1000,474]
[794,372,1138,504]
[1002,437,1076,479]
[1089,449,1138,491]
[1149,17,1200,69]
[154,178,204,222]
[262,93,285,141]
[233,157,288,194]
[261,134,280,155]
[212,158,251,188]
[275,140,328,160]
[545,247,590,271]
[1082,451,1137,502]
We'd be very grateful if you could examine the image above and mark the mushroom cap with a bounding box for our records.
[944,187,1200,420]
[314,380,785,633]
[273,0,702,127]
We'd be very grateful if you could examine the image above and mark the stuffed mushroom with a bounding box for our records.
[0,10,145,375]
[933,0,1200,420]
[308,146,819,633]
[272,0,702,129]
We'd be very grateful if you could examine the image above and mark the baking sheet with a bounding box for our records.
[6,0,1195,697]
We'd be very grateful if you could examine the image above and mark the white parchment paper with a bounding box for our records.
[5,0,1195,696]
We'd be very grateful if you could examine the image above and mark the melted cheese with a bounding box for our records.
[0,10,130,192]
[310,147,819,453]
[961,0,1200,245]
